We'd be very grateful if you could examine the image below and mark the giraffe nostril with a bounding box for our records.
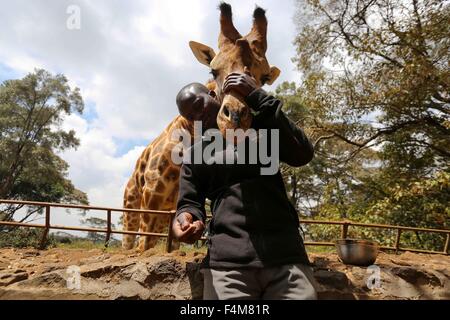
[223,105,230,119]
[231,111,240,127]
[222,105,241,126]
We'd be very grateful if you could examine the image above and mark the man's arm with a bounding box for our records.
[245,88,314,167]
[173,159,206,243]
[224,73,314,167]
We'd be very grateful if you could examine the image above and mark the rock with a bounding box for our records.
[123,262,149,284]
[0,248,448,300]
[0,271,28,287]
[21,250,40,258]
[314,269,350,290]
[145,258,184,285]
[15,272,66,288]
[111,280,150,300]
[390,266,442,286]
[13,269,27,274]
[39,265,62,274]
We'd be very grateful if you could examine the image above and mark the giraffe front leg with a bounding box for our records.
[138,212,181,252]
[157,214,181,251]
[138,213,160,251]
[122,211,140,250]
[170,215,181,251]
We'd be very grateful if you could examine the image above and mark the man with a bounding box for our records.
[173,73,317,300]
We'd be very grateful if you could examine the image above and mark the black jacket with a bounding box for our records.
[175,89,314,268]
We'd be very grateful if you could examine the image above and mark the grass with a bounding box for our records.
[305,245,336,254]
[179,242,207,254]
[55,238,208,255]
[55,239,122,252]
[54,239,330,255]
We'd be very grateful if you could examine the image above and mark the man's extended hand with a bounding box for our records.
[172,212,205,244]
[223,73,258,99]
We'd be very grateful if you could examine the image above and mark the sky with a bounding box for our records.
[0,0,303,231]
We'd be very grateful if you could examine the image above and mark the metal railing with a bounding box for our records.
[0,199,449,255]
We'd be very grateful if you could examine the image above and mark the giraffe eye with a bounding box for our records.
[261,75,270,85]
[210,69,218,79]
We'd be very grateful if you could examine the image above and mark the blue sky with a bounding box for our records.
[0,63,20,82]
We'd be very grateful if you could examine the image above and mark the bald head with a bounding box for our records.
[176,83,209,115]
[176,82,220,130]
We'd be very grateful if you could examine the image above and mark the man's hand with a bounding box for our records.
[172,212,205,244]
[223,73,258,99]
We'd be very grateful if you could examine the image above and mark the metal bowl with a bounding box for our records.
[335,239,379,266]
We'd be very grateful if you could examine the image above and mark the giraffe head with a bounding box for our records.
[189,3,281,138]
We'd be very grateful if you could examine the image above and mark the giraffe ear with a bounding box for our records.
[189,41,216,67]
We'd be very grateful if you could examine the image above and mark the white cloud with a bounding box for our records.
[132,0,207,67]
[4,54,44,74]
[60,113,145,207]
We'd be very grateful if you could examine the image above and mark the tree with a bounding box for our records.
[276,82,379,218]
[0,69,88,224]
[293,0,448,168]
[81,217,116,243]
[277,79,449,250]
[367,171,449,250]
[285,0,449,250]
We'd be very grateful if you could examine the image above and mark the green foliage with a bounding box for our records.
[0,69,88,224]
[0,227,56,249]
[283,0,449,251]
[366,171,449,250]
[293,0,449,167]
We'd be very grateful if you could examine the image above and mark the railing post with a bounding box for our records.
[105,209,112,247]
[444,234,450,255]
[166,211,176,253]
[39,205,50,249]
[341,221,349,239]
[394,229,402,254]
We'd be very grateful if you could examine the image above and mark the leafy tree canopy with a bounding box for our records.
[280,0,449,251]
[0,69,88,223]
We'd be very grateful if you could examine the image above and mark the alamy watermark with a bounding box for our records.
[171,121,280,175]
[66,5,81,30]
[365,265,381,290]
[66,265,81,290]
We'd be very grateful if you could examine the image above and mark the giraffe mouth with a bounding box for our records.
[212,79,252,136]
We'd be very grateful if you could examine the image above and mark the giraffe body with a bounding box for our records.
[122,116,194,251]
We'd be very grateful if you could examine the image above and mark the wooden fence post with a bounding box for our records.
[166,211,176,253]
[444,234,449,255]
[39,205,50,249]
[105,209,112,247]
[394,229,402,254]
[341,221,349,239]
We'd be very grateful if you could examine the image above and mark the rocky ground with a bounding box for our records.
[0,247,448,300]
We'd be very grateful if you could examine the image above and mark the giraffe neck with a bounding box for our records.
[166,115,199,141]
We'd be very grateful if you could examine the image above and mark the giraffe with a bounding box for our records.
[122,2,281,251]
[122,116,193,251]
